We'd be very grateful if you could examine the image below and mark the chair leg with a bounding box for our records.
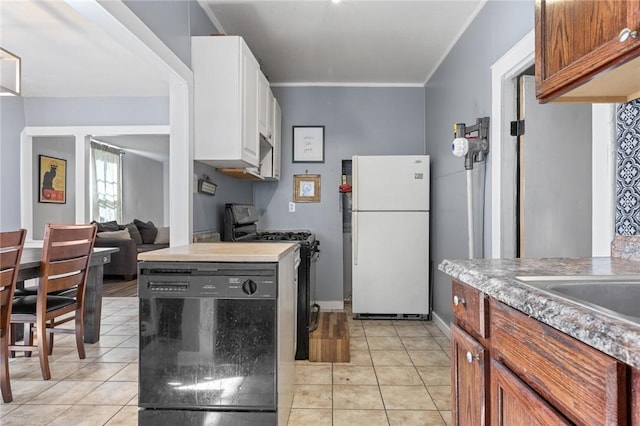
[48,321,54,356]
[0,335,12,403]
[36,318,51,380]
[24,323,33,358]
[75,309,85,360]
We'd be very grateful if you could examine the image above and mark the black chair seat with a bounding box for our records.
[11,295,76,314]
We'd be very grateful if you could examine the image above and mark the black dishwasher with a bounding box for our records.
[137,261,278,426]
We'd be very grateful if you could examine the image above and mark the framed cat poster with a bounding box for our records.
[39,155,66,204]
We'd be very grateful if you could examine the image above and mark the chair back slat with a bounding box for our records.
[47,226,97,244]
[0,268,17,288]
[48,241,94,261]
[47,257,89,277]
[47,273,84,294]
[0,231,26,248]
[0,251,19,272]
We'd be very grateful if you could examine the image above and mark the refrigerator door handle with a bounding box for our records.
[353,212,358,266]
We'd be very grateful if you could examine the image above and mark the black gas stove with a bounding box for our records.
[223,204,320,360]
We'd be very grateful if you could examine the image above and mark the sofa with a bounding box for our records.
[92,219,169,279]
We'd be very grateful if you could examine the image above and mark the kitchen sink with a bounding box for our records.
[515,275,640,324]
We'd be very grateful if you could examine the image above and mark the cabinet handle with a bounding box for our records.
[619,28,638,42]
[466,351,479,363]
[453,295,466,307]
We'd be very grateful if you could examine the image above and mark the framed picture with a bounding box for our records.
[293,174,321,203]
[39,155,66,204]
[293,126,324,163]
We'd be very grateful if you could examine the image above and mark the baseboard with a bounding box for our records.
[431,312,450,339]
[317,300,345,310]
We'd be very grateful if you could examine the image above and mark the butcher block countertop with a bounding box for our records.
[137,242,299,263]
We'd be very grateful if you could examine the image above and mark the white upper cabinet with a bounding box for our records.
[192,36,260,168]
[267,88,275,142]
[271,98,281,180]
[257,72,271,142]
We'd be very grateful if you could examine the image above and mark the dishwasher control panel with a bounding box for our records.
[138,261,278,299]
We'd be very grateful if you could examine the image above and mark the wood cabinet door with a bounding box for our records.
[491,359,571,426]
[451,323,489,426]
[535,0,640,102]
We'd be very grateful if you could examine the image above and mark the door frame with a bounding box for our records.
[490,30,616,258]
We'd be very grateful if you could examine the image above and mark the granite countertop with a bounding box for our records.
[439,257,640,369]
[138,242,298,263]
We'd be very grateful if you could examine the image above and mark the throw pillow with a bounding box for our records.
[96,229,131,240]
[154,227,170,244]
[92,220,119,232]
[134,219,158,244]
[125,223,143,245]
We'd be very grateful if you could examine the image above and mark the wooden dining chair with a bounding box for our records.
[0,229,27,403]
[10,224,96,380]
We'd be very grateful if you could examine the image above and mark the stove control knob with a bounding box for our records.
[242,279,258,295]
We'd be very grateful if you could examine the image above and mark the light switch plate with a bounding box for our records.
[289,202,295,212]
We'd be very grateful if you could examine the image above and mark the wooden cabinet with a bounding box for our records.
[451,280,631,425]
[451,324,489,426]
[192,36,260,168]
[490,359,570,425]
[536,0,640,103]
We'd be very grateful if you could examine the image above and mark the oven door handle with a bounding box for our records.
[308,303,321,333]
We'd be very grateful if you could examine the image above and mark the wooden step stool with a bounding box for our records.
[309,312,350,363]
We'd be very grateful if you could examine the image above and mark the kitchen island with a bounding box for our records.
[137,242,300,426]
[439,257,640,425]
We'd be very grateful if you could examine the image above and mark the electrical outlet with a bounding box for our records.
[289,202,295,212]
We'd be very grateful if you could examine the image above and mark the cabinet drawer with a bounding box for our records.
[452,280,488,338]
[490,299,628,425]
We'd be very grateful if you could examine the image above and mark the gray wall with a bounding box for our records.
[32,136,76,239]
[0,97,25,231]
[23,97,169,126]
[425,0,534,325]
[254,86,425,303]
[193,161,254,233]
[124,0,218,67]
[122,153,165,225]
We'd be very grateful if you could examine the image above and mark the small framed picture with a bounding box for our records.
[293,126,324,163]
[293,174,321,203]
[39,155,67,204]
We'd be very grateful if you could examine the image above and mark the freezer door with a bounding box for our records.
[352,211,429,315]
[353,155,429,211]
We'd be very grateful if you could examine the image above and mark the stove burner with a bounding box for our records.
[255,231,312,241]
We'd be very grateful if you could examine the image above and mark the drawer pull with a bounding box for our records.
[466,351,479,363]
[453,295,466,307]
[619,28,638,42]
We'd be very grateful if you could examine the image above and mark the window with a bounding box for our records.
[90,141,122,222]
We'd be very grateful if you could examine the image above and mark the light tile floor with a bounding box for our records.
[0,298,452,426]
[288,306,452,426]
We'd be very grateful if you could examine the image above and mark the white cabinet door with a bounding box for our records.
[192,36,260,168]
[266,88,274,141]
[258,71,269,139]
[272,99,281,180]
[241,42,260,167]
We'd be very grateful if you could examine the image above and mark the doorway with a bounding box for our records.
[515,73,592,257]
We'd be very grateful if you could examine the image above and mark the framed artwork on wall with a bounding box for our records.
[293,174,321,203]
[39,155,66,204]
[293,126,325,163]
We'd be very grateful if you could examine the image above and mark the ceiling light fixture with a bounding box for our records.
[331,0,341,3]
[0,47,21,96]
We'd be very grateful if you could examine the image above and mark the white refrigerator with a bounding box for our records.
[351,155,430,317]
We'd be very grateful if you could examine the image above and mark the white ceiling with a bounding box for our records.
[0,0,169,97]
[198,0,486,86]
